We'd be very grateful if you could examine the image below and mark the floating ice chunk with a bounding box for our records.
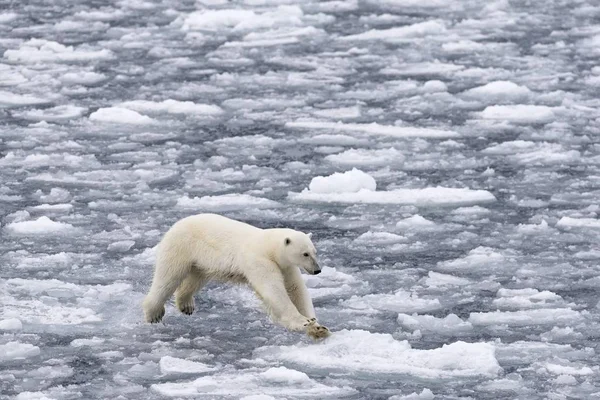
[396,215,435,230]
[240,396,276,400]
[287,121,459,138]
[4,39,113,63]
[14,392,56,400]
[397,313,473,334]
[542,362,594,376]
[541,327,584,342]
[36,188,72,203]
[224,26,323,47]
[0,12,18,23]
[182,6,304,33]
[107,240,135,253]
[437,247,507,272]
[389,389,434,400]
[28,365,74,379]
[59,71,107,86]
[16,252,73,270]
[482,141,580,165]
[493,288,565,309]
[340,20,446,42]
[313,106,361,119]
[381,62,464,77]
[159,356,215,375]
[254,330,501,378]
[151,366,354,397]
[422,80,447,93]
[344,290,441,313]
[556,217,600,229]
[301,134,368,146]
[478,105,556,124]
[469,308,584,327]
[442,40,485,53]
[119,99,223,116]
[15,105,87,121]
[303,266,357,288]
[0,91,51,108]
[325,148,404,167]
[0,342,40,361]
[289,187,496,207]
[70,337,105,347]
[462,81,531,103]
[54,20,109,32]
[354,231,407,245]
[0,318,23,331]
[424,271,471,287]
[177,194,280,211]
[89,107,156,124]
[516,220,552,234]
[0,152,99,169]
[308,168,376,193]
[366,0,449,9]
[5,216,76,235]
[30,203,73,213]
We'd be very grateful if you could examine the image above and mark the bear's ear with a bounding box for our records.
[307,232,313,239]
[284,238,291,246]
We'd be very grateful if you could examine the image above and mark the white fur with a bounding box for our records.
[142,213,329,339]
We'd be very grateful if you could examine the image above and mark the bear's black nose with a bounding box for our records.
[313,270,321,275]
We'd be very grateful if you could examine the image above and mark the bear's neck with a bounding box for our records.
[262,229,285,266]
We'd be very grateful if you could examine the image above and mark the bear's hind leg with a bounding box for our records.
[175,267,207,315]
[143,257,191,323]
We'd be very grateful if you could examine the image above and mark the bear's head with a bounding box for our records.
[279,230,321,275]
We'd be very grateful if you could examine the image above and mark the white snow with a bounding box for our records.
[254,330,502,378]
[308,168,376,193]
[2,1,599,397]
[89,107,156,124]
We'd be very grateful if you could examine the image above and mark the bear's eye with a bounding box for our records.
[303,253,309,257]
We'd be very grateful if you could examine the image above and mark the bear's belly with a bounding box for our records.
[213,271,248,285]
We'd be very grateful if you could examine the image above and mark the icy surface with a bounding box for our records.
[2,0,600,399]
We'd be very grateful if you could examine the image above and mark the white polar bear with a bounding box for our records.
[142,213,330,339]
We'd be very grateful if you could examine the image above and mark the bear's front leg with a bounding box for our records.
[304,318,331,340]
[246,262,331,339]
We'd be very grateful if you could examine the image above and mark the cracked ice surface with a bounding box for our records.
[2,0,600,399]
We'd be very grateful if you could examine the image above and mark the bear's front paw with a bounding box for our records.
[144,305,165,323]
[176,298,195,316]
[305,321,331,340]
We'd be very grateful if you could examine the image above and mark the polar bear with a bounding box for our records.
[142,213,330,339]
